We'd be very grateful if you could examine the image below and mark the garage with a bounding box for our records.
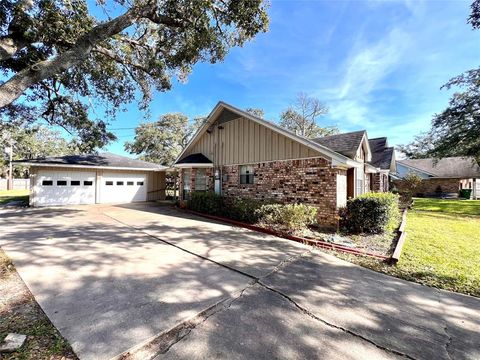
[36,170,96,206]
[99,172,147,204]
[15,152,167,207]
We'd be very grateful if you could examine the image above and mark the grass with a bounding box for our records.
[332,198,480,297]
[0,249,78,359]
[0,189,29,205]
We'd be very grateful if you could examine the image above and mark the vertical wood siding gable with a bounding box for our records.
[184,116,323,165]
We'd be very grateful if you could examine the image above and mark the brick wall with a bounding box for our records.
[221,157,342,229]
[392,178,460,196]
[371,173,389,192]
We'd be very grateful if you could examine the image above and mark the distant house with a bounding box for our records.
[396,157,480,199]
[174,101,394,228]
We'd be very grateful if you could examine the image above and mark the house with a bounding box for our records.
[174,101,393,228]
[15,153,167,206]
[395,157,480,199]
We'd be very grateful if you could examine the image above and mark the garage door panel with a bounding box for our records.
[36,171,96,206]
[99,172,147,204]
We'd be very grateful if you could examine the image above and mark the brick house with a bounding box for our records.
[174,102,394,228]
[395,157,480,199]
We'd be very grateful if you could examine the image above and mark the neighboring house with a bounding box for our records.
[174,101,393,228]
[396,157,480,199]
[14,153,167,206]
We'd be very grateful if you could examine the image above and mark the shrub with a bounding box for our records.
[343,192,400,234]
[256,203,317,231]
[187,191,224,215]
[225,198,265,223]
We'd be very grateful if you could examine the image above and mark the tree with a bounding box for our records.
[0,0,269,151]
[401,0,480,164]
[1,125,73,177]
[279,93,338,138]
[125,113,202,165]
[245,107,264,118]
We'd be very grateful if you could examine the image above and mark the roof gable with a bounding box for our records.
[175,101,359,168]
[368,137,395,171]
[312,130,371,161]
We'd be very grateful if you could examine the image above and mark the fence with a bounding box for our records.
[0,178,29,191]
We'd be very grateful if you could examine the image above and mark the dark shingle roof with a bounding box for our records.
[176,153,212,164]
[311,130,366,158]
[14,152,166,170]
[369,137,394,170]
[398,157,480,178]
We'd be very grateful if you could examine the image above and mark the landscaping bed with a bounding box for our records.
[330,198,480,297]
[0,249,77,359]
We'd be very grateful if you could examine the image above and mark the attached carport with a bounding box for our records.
[15,152,167,206]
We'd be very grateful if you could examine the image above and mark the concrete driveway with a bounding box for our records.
[0,203,479,360]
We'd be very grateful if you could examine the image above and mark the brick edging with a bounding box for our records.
[181,208,389,260]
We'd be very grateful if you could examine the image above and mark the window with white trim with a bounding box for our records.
[195,168,207,191]
[356,179,363,196]
[240,165,254,185]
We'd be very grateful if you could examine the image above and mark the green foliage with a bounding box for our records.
[0,0,269,151]
[256,203,318,231]
[187,192,224,216]
[400,3,480,164]
[459,189,473,199]
[124,113,201,166]
[1,125,75,177]
[279,92,338,138]
[343,192,400,234]
[225,198,270,224]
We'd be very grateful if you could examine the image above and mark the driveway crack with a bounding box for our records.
[256,280,419,360]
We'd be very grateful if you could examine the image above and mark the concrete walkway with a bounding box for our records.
[0,203,479,360]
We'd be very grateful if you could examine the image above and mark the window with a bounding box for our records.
[116,181,124,186]
[356,179,363,196]
[57,180,67,186]
[183,170,191,200]
[195,169,207,191]
[84,181,93,186]
[137,181,144,186]
[240,165,254,184]
[42,180,53,186]
[105,181,113,186]
[71,180,81,186]
[127,181,134,186]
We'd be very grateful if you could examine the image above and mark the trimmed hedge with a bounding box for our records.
[186,192,318,230]
[343,192,400,234]
[256,203,317,230]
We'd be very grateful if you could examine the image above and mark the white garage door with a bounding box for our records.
[99,172,147,204]
[36,170,96,206]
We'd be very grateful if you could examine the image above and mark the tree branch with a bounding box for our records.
[0,36,28,62]
[0,4,183,109]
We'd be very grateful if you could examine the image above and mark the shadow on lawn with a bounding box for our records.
[0,204,479,359]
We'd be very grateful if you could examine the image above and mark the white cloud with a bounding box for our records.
[325,27,411,126]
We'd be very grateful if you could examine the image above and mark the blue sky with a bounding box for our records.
[101,0,479,156]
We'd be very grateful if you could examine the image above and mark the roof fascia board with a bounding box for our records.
[21,163,165,172]
[397,161,438,177]
[174,163,214,168]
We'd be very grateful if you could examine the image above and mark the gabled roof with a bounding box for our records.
[175,101,362,168]
[14,152,166,171]
[398,157,480,178]
[311,130,370,160]
[368,137,395,171]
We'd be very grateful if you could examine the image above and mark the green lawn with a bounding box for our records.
[0,189,29,205]
[336,198,480,297]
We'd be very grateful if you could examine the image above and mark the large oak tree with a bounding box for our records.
[0,0,269,150]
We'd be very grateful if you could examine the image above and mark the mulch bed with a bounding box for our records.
[0,249,78,360]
